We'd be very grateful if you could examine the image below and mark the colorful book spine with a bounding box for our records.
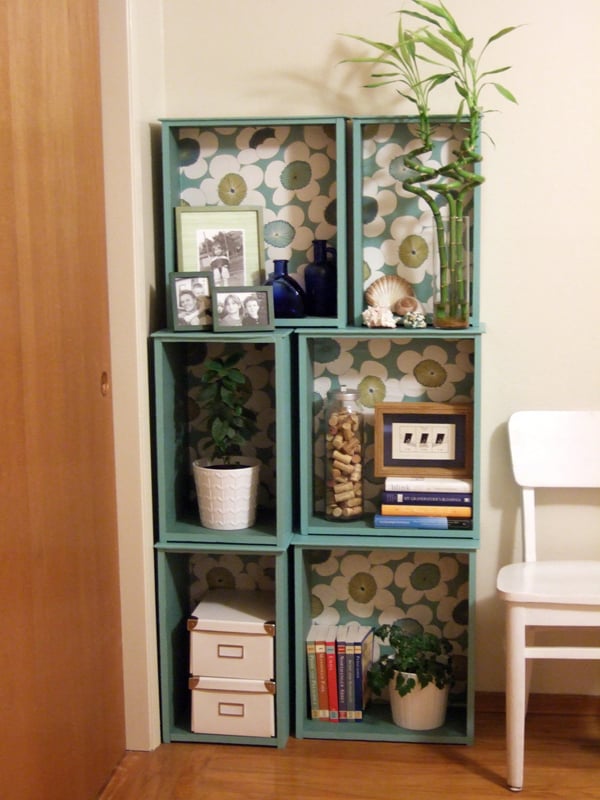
[345,628,355,720]
[306,622,375,722]
[305,625,320,720]
[325,625,339,722]
[380,504,472,518]
[352,625,374,722]
[336,624,348,722]
[373,514,471,530]
[380,490,472,506]
[314,625,330,719]
[383,477,473,492]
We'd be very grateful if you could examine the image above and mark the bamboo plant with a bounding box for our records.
[342,0,518,327]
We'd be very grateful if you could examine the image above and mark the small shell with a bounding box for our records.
[365,275,414,309]
[362,305,397,328]
[393,295,420,315]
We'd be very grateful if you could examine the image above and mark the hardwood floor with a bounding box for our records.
[100,695,600,799]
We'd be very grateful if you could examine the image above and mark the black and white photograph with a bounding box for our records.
[212,286,274,332]
[169,271,213,331]
[176,206,265,286]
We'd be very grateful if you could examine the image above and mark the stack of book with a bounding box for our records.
[374,476,473,530]
[305,621,374,722]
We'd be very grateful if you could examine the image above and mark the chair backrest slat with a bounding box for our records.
[508,410,600,489]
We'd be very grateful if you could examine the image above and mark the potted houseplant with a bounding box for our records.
[192,351,260,530]
[367,623,454,730]
[342,0,519,328]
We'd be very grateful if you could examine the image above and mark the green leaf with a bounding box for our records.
[420,32,458,64]
[439,29,465,49]
[227,370,246,385]
[487,25,520,45]
[454,81,469,100]
[480,65,511,78]
[411,0,451,23]
[403,10,442,28]
[340,33,398,54]
[491,82,518,103]
[365,79,403,89]
[429,71,453,88]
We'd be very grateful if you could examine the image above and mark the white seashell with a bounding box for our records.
[362,306,397,328]
[365,275,414,309]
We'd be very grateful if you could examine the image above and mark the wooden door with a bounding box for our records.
[0,2,125,798]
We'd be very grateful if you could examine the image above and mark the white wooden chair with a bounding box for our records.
[497,410,600,791]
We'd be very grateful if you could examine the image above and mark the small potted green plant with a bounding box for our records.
[192,352,260,530]
[367,622,454,730]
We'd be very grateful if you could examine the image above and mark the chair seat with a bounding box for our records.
[497,560,600,605]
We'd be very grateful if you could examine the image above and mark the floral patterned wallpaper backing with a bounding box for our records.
[176,124,338,286]
[309,547,469,700]
[360,121,472,315]
[311,336,475,513]
[184,341,276,510]
[173,120,470,312]
[187,547,470,702]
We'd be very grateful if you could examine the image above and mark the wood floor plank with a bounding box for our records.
[100,696,600,799]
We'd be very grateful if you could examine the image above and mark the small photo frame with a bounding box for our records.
[169,271,213,331]
[212,286,274,332]
[374,402,473,478]
[175,206,265,286]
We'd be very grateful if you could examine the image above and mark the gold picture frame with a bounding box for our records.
[374,402,473,478]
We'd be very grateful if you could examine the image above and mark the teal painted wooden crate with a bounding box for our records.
[160,117,348,328]
[296,329,482,542]
[151,329,294,548]
[350,116,481,327]
[156,545,289,747]
[293,542,476,744]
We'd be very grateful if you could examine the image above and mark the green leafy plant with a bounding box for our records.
[197,352,258,465]
[367,623,453,697]
[341,0,519,327]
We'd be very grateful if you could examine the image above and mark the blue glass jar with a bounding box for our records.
[264,259,305,318]
[304,239,337,317]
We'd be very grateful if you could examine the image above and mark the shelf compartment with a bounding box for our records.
[160,116,348,327]
[151,330,293,547]
[293,542,476,744]
[297,329,482,541]
[350,116,481,327]
[156,545,290,747]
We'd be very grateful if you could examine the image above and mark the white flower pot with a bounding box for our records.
[388,672,449,730]
[192,457,259,530]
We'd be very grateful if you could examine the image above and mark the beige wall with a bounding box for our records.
[103,0,600,747]
[99,0,165,749]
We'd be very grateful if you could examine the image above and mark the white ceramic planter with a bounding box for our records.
[192,457,259,530]
[388,672,449,730]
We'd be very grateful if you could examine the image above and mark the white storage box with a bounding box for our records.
[189,676,276,737]
[187,589,276,679]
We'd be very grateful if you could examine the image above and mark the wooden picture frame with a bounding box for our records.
[373,402,473,478]
[175,205,265,286]
[212,286,275,332]
[169,271,214,331]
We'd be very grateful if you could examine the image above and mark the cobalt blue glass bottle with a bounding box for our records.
[264,259,305,318]
[304,239,337,317]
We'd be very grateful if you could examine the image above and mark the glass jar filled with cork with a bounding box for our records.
[325,386,364,521]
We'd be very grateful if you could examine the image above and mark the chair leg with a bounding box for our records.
[524,627,535,715]
[506,604,527,791]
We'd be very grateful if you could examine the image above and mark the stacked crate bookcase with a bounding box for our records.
[152,115,483,748]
